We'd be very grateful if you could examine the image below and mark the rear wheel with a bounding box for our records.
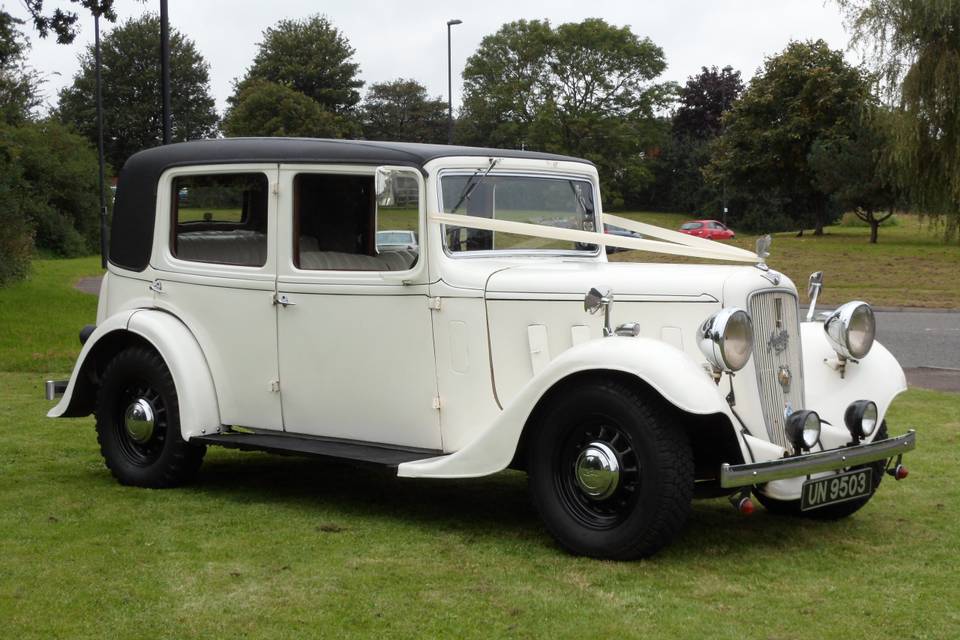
[527,381,694,559]
[755,422,888,519]
[95,346,206,487]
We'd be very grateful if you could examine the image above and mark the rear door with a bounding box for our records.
[151,164,283,431]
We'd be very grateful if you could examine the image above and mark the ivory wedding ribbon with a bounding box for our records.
[429,212,759,263]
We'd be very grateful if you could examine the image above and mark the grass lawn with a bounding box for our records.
[0,255,957,637]
[609,212,960,309]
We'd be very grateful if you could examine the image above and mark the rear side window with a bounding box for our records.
[681,222,703,230]
[171,173,269,267]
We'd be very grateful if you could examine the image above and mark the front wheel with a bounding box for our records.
[755,422,888,519]
[527,381,694,559]
[95,346,206,487]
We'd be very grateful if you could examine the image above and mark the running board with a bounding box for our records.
[194,432,444,468]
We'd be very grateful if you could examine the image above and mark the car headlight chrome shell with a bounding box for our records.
[844,399,879,441]
[697,308,754,372]
[824,301,876,360]
[785,409,821,453]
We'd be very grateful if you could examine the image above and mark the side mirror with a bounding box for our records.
[584,287,614,337]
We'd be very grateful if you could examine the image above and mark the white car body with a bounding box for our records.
[47,139,915,558]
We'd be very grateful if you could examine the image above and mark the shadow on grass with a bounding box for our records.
[107,449,875,559]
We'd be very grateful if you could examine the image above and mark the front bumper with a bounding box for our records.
[720,430,916,488]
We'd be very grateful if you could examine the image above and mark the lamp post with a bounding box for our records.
[446,19,462,145]
[94,9,107,268]
[160,0,171,144]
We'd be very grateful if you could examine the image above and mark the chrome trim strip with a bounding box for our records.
[720,430,916,488]
[45,379,68,401]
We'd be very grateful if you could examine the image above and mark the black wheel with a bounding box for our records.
[95,346,206,487]
[527,381,694,559]
[755,422,888,519]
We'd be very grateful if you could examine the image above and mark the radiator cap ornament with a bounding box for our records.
[755,235,772,269]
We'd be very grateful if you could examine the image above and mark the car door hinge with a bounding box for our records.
[427,297,442,311]
[149,279,163,293]
[270,380,280,393]
[272,182,279,195]
[432,396,441,410]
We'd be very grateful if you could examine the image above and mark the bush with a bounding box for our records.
[0,139,32,285]
[4,119,108,257]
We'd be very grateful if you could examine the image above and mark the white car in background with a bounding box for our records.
[377,230,418,252]
[46,138,915,559]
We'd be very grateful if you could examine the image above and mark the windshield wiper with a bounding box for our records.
[449,157,501,213]
[568,180,594,216]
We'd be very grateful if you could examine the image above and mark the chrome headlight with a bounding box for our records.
[824,301,876,360]
[785,409,821,452]
[844,399,879,441]
[697,308,754,372]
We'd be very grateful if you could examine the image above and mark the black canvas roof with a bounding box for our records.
[109,138,590,271]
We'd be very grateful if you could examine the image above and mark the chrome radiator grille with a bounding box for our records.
[749,290,805,449]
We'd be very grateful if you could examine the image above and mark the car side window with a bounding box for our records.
[294,173,419,272]
[171,173,269,267]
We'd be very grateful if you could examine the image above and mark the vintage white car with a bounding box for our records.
[46,139,915,559]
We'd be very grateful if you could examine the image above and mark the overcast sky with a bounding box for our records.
[8,0,854,115]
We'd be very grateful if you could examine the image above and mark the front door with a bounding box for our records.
[274,165,441,450]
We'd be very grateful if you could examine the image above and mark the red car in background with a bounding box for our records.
[679,219,736,240]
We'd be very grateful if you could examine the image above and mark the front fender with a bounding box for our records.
[801,322,907,448]
[48,309,221,441]
[398,336,737,479]
[758,322,908,501]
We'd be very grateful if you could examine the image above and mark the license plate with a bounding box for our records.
[800,468,873,511]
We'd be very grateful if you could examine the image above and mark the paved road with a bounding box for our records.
[873,310,960,369]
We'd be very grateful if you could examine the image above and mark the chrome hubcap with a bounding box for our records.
[123,398,156,444]
[574,441,620,500]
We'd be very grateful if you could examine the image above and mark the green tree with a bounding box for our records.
[4,119,107,256]
[57,14,218,171]
[458,18,673,208]
[222,80,356,138]
[0,11,41,125]
[654,66,743,213]
[708,40,871,234]
[20,0,115,44]
[360,79,446,143]
[233,15,363,116]
[839,0,960,241]
[809,109,900,243]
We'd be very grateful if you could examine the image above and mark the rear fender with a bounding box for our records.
[48,309,221,441]
[398,336,741,478]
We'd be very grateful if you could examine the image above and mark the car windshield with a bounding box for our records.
[440,174,597,254]
[378,231,413,244]
[681,222,702,230]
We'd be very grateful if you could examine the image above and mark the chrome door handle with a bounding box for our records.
[273,293,296,307]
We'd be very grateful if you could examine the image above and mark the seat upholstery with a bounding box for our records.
[299,249,418,272]
[174,231,416,271]
[175,230,268,266]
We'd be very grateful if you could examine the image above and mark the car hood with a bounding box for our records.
[483,261,764,304]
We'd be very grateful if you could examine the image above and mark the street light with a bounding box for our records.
[94,9,107,268]
[160,0,171,145]
[446,19,462,145]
